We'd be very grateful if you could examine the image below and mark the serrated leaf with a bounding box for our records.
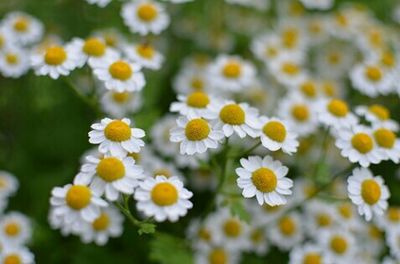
[138,222,156,235]
[149,233,193,264]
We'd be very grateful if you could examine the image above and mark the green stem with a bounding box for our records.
[239,140,262,158]
[311,128,330,181]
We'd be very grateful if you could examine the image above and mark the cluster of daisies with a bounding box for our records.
[0,171,34,264]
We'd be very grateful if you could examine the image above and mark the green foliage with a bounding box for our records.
[149,233,193,264]
[229,197,251,223]
[138,222,157,235]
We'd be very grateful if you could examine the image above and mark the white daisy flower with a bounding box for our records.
[247,200,287,226]
[269,54,307,87]
[2,11,43,45]
[335,125,383,167]
[372,126,400,163]
[258,116,299,155]
[88,118,145,157]
[316,98,358,129]
[350,62,394,97]
[303,200,338,237]
[0,171,19,198]
[123,43,163,70]
[85,0,111,8]
[100,91,142,118]
[0,212,32,246]
[80,206,123,246]
[386,228,400,260]
[30,43,80,79]
[173,68,210,95]
[347,167,390,221]
[142,156,182,180]
[134,176,193,222]
[207,208,250,251]
[207,100,260,138]
[50,183,108,224]
[74,155,145,201]
[278,95,318,137]
[92,55,145,93]
[151,115,180,157]
[207,55,256,92]
[289,244,328,264]
[333,202,361,231]
[170,116,224,155]
[251,34,283,63]
[92,28,126,50]
[68,37,119,68]
[319,229,356,263]
[305,16,329,45]
[0,47,30,78]
[0,246,34,264]
[194,246,241,264]
[299,0,334,10]
[375,207,400,233]
[121,0,170,35]
[268,212,304,251]
[247,226,269,256]
[355,104,399,132]
[170,92,215,119]
[236,156,293,206]
[186,219,213,251]
[0,27,16,51]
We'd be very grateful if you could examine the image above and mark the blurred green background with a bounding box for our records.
[0,0,398,263]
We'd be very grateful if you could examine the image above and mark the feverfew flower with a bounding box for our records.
[0,171,19,198]
[170,116,224,155]
[121,0,170,35]
[299,0,334,10]
[0,47,30,78]
[85,0,111,8]
[170,92,215,119]
[289,244,328,264]
[347,167,390,221]
[0,212,32,245]
[134,176,193,222]
[123,43,163,70]
[74,155,145,201]
[319,229,356,262]
[88,118,145,157]
[2,11,43,45]
[236,156,293,206]
[372,126,400,163]
[355,104,399,131]
[100,91,143,118]
[0,246,34,264]
[316,98,358,129]
[269,212,304,250]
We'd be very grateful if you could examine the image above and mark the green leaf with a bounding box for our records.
[138,223,156,235]
[149,233,193,264]
[229,198,251,223]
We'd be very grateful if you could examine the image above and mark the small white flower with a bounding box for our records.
[170,116,224,155]
[236,156,293,206]
[269,54,307,87]
[2,11,43,45]
[303,200,338,237]
[355,104,399,132]
[123,43,163,70]
[347,167,390,221]
[92,56,146,92]
[173,68,210,95]
[151,115,180,157]
[207,100,260,138]
[194,246,241,264]
[74,155,145,201]
[85,0,111,8]
[121,0,170,35]
[0,171,19,198]
[299,0,334,10]
[207,55,256,92]
[100,91,143,118]
[335,125,383,167]
[386,228,400,260]
[258,116,299,155]
[316,98,358,129]
[170,92,215,119]
[372,126,400,163]
[251,34,282,63]
[268,212,304,250]
[375,207,400,233]
[134,176,193,222]
[318,229,356,262]
[0,47,30,78]
[50,183,107,224]
[80,206,123,246]
[289,243,328,264]
[88,118,145,157]
[0,246,34,264]
[0,212,32,246]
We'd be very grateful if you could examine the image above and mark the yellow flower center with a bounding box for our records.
[104,120,132,142]
[222,61,242,78]
[136,44,155,59]
[262,204,281,212]
[190,77,204,91]
[368,225,382,239]
[153,168,172,178]
[83,38,106,57]
[44,46,67,66]
[322,81,336,97]
[4,254,21,264]
[361,179,381,205]
[0,35,4,48]
[184,118,210,141]
[219,104,245,125]
[223,219,241,238]
[66,185,92,210]
[374,128,395,149]
[303,253,322,264]
[327,99,348,117]
[5,54,18,65]
[336,14,348,27]
[13,17,29,32]
[338,203,352,219]
[369,30,382,47]
[112,92,131,103]
[151,182,178,206]
[128,152,141,163]
[104,34,117,47]
[309,21,322,34]
[304,184,318,198]
[330,235,348,254]
[387,208,400,222]
[368,105,390,120]
[198,227,211,241]
[281,62,300,75]
[4,222,20,237]
[279,216,296,236]
[351,133,373,154]
[327,52,341,65]
[0,177,8,189]
[300,81,317,98]
[291,104,309,122]
[186,92,210,108]
[262,121,286,142]
[364,66,382,82]
[250,229,264,244]
[251,167,278,193]
[96,157,125,182]
[265,46,278,58]
[92,213,110,231]
[109,61,132,81]
[137,3,158,22]
[208,248,227,264]
[316,213,332,227]
[281,28,298,49]
[381,52,395,68]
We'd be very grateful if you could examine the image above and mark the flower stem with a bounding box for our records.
[239,140,262,158]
